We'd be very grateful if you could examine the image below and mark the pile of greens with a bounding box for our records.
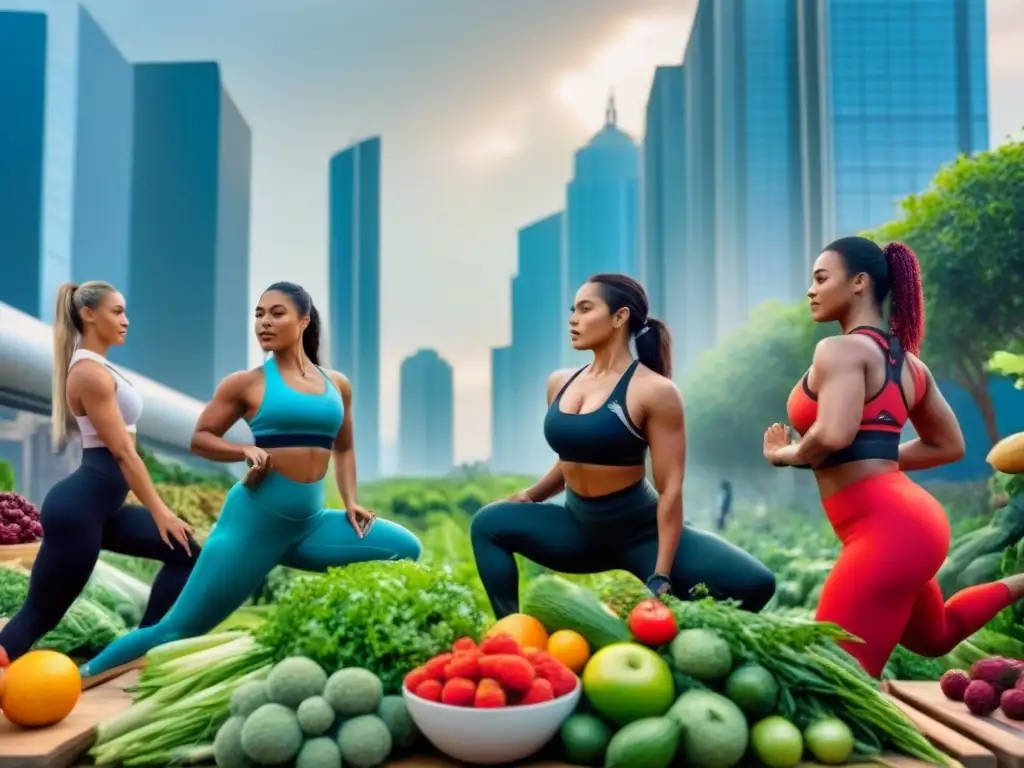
[255,560,489,693]
[0,562,127,655]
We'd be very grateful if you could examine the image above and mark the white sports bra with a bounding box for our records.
[68,349,144,449]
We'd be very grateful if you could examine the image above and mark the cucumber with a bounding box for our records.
[520,575,631,649]
[604,717,680,768]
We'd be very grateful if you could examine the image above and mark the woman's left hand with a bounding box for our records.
[646,572,674,597]
[346,504,376,538]
[763,423,793,466]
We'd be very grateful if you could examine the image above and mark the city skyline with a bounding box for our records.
[2,0,1023,465]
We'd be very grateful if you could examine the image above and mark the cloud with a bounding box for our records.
[551,11,692,138]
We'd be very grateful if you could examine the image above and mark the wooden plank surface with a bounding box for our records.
[886,693,998,768]
[889,681,1024,768]
[0,670,140,768]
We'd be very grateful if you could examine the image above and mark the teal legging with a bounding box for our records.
[81,472,422,676]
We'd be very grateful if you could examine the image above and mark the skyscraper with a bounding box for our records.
[328,137,382,481]
[398,349,454,477]
[817,0,989,237]
[676,0,988,340]
[111,62,251,401]
[642,64,707,377]
[564,95,640,363]
[491,211,564,473]
[490,345,515,471]
[0,12,46,318]
[72,6,133,292]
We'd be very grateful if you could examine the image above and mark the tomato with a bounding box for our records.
[627,598,679,646]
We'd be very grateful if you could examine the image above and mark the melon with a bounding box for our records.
[987,432,1024,475]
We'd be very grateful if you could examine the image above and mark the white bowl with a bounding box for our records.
[402,680,582,765]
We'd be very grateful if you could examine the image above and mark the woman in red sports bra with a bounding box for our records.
[762,236,1024,678]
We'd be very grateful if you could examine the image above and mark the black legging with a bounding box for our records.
[0,447,200,661]
[470,479,776,619]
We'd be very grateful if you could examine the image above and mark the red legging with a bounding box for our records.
[816,471,1014,678]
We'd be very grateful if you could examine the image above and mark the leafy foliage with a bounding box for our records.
[681,301,836,470]
[869,138,1024,443]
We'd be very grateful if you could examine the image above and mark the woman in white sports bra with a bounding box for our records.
[0,281,198,666]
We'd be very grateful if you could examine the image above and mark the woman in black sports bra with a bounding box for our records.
[470,273,775,619]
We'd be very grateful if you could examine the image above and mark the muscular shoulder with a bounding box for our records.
[214,369,261,400]
[637,369,683,413]
[812,335,868,372]
[67,359,115,397]
[325,369,352,399]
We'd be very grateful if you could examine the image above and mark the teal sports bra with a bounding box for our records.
[248,357,344,450]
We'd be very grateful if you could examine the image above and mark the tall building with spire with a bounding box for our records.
[563,92,640,363]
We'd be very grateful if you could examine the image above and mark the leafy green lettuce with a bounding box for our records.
[255,560,489,693]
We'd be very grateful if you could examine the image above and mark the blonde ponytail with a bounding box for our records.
[51,280,117,452]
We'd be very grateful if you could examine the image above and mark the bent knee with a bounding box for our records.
[469,500,518,542]
[737,567,777,612]
[393,530,422,562]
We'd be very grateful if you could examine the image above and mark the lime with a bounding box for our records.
[724,664,779,718]
[804,717,855,765]
[560,713,613,766]
[751,715,804,768]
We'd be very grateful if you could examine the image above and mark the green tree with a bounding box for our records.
[871,137,1024,445]
[683,300,835,471]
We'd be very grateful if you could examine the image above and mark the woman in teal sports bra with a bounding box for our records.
[80,282,422,677]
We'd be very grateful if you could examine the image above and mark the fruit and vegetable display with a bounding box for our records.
[518,575,949,767]
[0,491,42,545]
[939,657,1024,720]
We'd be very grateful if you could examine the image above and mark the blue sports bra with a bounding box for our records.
[248,357,344,450]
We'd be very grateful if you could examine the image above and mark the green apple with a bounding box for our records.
[581,642,675,725]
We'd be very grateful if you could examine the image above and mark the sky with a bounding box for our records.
[17,0,1024,464]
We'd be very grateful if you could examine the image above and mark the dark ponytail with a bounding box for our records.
[263,281,321,366]
[825,236,926,356]
[588,272,674,379]
[882,242,925,356]
[635,317,673,379]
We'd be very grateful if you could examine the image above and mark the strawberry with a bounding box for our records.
[441,677,477,707]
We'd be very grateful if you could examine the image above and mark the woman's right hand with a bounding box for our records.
[506,489,534,503]
[153,506,194,556]
[242,446,272,488]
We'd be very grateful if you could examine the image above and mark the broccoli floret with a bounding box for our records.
[297,695,336,737]
[213,715,253,768]
[324,667,383,716]
[240,703,304,765]
[376,694,419,752]
[230,680,271,718]
[267,656,329,708]
[338,714,392,768]
[296,736,343,768]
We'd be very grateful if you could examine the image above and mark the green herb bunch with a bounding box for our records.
[255,560,489,694]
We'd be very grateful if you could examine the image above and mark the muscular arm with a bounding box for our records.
[775,338,866,467]
[190,372,252,462]
[646,380,686,576]
[73,364,170,517]
[900,361,966,470]
[329,372,358,510]
[525,369,571,502]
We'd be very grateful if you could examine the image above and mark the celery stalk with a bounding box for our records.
[143,630,247,667]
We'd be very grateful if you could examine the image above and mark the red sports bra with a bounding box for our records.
[786,326,928,468]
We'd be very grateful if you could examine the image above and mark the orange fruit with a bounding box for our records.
[546,630,591,674]
[485,613,549,651]
[1,650,81,727]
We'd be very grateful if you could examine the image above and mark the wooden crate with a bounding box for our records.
[0,542,40,567]
[889,681,1024,768]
